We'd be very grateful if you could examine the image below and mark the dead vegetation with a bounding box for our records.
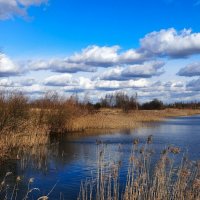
[71,108,200,132]
[0,90,200,161]
[78,137,200,200]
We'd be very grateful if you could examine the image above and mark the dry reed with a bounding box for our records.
[71,108,200,132]
[78,137,200,200]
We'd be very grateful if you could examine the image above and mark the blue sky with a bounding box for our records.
[1,0,200,102]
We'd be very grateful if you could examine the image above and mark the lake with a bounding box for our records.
[1,115,200,199]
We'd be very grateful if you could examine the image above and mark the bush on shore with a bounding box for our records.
[0,91,29,133]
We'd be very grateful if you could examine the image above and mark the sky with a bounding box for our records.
[1,0,200,102]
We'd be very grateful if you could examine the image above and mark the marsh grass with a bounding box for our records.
[0,173,58,200]
[0,123,49,161]
[0,91,29,133]
[78,137,200,200]
[72,108,200,132]
[0,91,88,160]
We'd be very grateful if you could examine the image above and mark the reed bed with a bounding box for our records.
[78,137,200,200]
[0,172,57,200]
[71,108,200,132]
[0,121,49,160]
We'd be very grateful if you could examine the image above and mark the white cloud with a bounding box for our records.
[22,84,46,94]
[43,73,149,93]
[119,49,147,64]
[67,45,146,67]
[137,80,193,102]
[98,61,165,81]
[177,62,200,77]
[27,46,147,73]
[0,0,48,20]
[44,74,78,86]
[28,59,96,73]
[3,27,200,102]
[20,78,37,86]
[0,78,14,87]
[68,45,120,67]
[95,79,148,91]
[96,67,123,81]
[140,28,200,58]
[95,80,123,91]
[186,78,200,91]
[151,80,185,92]
[44,74,94,92]
[122,61,165,78]
[0,54,20,77]
[23,28,200,75]
[18,0,48,6]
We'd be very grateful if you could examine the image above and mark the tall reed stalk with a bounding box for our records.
[78,137,200,200]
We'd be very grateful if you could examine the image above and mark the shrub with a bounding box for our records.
[0,91,29,133]
[141,99,164,110]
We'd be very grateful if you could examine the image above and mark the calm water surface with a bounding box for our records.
[1,115,200,199]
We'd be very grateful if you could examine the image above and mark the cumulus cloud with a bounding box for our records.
[68,45,120,67]
[3,27,200,101]
[28,59,97,73]
[0,78,46,95]
[44,74,94,92]
[95,79,148,91]
[0,0,48,20]
[0,54,20,77]
[139,81,185,100]
[43,73,149,93]
[140,28,200,58]
[19,78,37,86]
[177,62,200,77]
[119,49,147,64]
[0,78,15,87]
[150,80,185,92]
[44,74,79,86]
[96,67,123,81]
[186,78,200,91]
[27,46,148,73]
[122,61,165,78]
[24,28,200,74]
[22,84,47,94]
[18,0,48,6]
[65,28,200,70]
[66,45,147,67]
[137,80,190,102]
[98,61,165,81]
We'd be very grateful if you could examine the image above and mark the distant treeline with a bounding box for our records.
[167,102,200,109]
[92,92,200,111]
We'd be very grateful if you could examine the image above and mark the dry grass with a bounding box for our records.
[0,119,49,161]
[70,108,200,132]
[0,173,58,200]
[78,137,200,200]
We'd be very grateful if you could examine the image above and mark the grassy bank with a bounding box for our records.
[70,108,200,132]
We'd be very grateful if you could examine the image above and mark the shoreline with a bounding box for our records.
[1,108,200,160]
[68,108,200,133]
